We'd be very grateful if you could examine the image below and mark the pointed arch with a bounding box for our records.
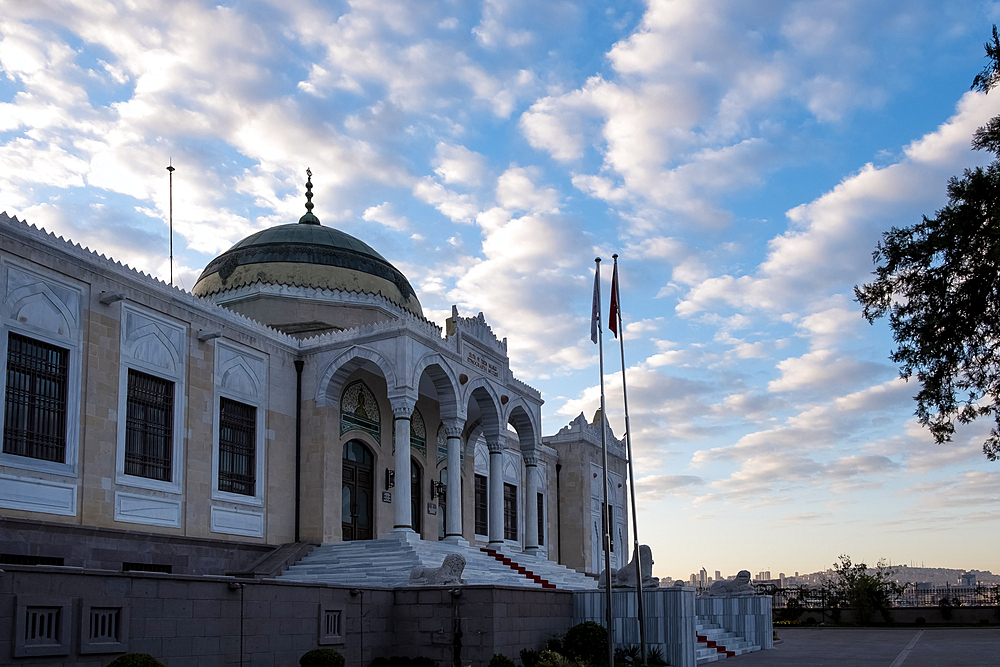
[6,286,74,337]
[316,346,397,408]
[505,401,538,452]
[463,378,501,439]
[412,353,461,419]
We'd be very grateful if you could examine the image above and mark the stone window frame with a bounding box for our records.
[115,303,187,494]
[211,339,267,507]
[79,597,130,655]
[0,262,84,479]
[13,596,72,658]
[317,605,345,645]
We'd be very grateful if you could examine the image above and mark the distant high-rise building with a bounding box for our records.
[699,568,707,585]
[715,570,721,581]
[755,570,771,582]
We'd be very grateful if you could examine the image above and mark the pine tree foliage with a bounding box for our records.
[855,26,1000,461]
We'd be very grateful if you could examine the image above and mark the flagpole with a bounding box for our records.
[612,254,647,664]
[593,257,615,667]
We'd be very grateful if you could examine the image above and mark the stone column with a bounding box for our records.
[486,434,505,547]
[444,422,465,544]
[391,399,415,533]
[523,454,539,555]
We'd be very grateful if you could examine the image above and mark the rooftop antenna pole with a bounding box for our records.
[166,161,175,286]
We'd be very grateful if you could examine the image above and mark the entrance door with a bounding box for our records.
[410,458,422,534]
[342,440,374,540]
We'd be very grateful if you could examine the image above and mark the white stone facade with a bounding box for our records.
[1,212,624,570]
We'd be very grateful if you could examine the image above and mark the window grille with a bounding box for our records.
[0,554,64,566]
[124,369,174,481]
[474,474,488,534]
[122,562,171,574]
[3,333,68,462]
[88,608,120,643]
[24,606,61,646]
[504,482,517,541]
[218,397,256,495]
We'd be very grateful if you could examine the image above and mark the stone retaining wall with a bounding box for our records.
[1,566,573,667]
[573,587,697,667]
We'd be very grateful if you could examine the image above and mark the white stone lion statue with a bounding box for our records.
[704,570,757,596]
[599,545,659,589]
[408,553,466,585]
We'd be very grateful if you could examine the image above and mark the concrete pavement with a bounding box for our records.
[729,627,1000,666]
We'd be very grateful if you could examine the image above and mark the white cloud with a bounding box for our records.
[433,143,488,186]
[362,202,410,231]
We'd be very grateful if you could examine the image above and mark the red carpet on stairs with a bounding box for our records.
[481,548,557,589]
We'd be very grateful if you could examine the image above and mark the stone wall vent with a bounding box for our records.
[24,606,61,646]
[88,607,121,643]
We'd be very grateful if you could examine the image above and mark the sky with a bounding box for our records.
[2,0,1000,581]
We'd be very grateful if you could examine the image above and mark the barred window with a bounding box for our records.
[219,397,256,496]
[474,474,488,535]
[504,482,517,541]
[4,333,68,462]
[124,369,173,481]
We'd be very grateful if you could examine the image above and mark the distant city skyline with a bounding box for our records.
[1,1,998,576]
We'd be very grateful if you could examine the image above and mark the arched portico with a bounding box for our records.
[507,402,541,554]
[414,356,466,544]
[316,346,398,409]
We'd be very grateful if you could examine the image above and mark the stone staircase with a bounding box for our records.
[275,533,593,589]
[481,547,598,590]
[695,618,761,665]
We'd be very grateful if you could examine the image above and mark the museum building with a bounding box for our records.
[0,179,630,583]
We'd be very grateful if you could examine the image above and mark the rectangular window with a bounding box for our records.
[504,482,517,541]
[537,492,544,546]
[124,369,174,481]
[474,474,488,535]
[3,333,68,462]
[218,397,256,496]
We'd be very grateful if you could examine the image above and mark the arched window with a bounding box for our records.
[340,381,380,439]
[410,408,426,457]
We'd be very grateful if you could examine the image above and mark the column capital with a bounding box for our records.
[391,404,414,420]
[387,390,417,418]
[485,434,504,454]
[443,421,464,439]
[523,454,539,467]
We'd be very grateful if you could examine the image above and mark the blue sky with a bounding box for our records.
[2,0,999,580]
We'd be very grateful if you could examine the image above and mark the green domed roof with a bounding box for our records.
[192,171,421,317]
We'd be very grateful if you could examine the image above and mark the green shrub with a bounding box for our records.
[520,648,540,667]
[301,649,346,667]
[563,621,608,664]
[370,657,437,667]
[914,616,926,625]
[544,635,564,653]
[536,650,575,667]
[106,655,165,667]
[646,644,667,665]
[803,617,817,626]
[490,654,516,667]
[980,618,990,625]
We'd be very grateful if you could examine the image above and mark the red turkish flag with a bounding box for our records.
[609,262,620,338]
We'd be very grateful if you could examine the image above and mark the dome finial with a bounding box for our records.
[298,167,321,225]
